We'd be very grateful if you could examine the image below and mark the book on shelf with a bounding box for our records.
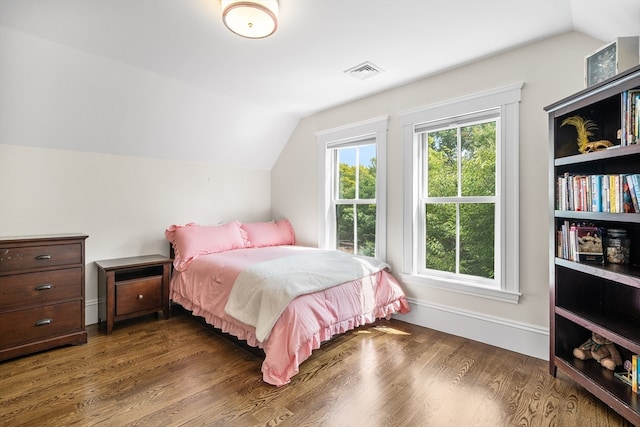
[603,176,610,213]
[623,177,635,213]
[556,173,640,213]
[607,175,615,213]
[615,370,632,386]
[634,355,638,394]
[633,175,640,211]
[615,356,640,394]
[621,89,640,146]
[626,175,640,212]
[614,175,622,213]
[591,175,602,212]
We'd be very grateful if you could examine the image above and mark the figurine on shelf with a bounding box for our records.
[561,115,613,153]
[573,331,622,370]
[613,360,633,386]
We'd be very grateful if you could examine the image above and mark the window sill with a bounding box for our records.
[400,273,521,304]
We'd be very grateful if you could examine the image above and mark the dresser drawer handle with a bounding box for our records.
[35,318,53,326]
[35,255,52,260]
[138,294,144,300]
[35,284,54,291]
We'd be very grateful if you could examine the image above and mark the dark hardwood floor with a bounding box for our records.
[0,310,633,426]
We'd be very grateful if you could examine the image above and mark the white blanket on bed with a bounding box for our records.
[224,250,389,342]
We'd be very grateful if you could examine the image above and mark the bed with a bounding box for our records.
[165,220,410,386]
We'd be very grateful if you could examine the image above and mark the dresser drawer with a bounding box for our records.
[0,267,83,309]
[0,243,83,273]
[0,300,83,349]
[116,276,162,316]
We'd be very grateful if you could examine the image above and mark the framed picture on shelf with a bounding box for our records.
[576,226,604,263]
[585,37,639,87]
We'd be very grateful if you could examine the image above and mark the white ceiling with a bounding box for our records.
[1,0,639,169]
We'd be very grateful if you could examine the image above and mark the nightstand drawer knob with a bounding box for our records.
[35,254,52,260]
[35,284,53,291]
[35,318,52,326]
[138,294,144,300]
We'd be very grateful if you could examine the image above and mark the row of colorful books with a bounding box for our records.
[556,173,640,213]
[557,222,604,263]
[621,89,640,147]
[614,355,640,394]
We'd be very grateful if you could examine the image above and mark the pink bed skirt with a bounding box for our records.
[171,265,410,386]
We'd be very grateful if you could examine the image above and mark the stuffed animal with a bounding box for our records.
[573,332,622,370]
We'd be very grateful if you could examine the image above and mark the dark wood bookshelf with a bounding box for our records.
[545,64,640,426]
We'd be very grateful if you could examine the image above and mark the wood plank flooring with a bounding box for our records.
[0,311,633,426]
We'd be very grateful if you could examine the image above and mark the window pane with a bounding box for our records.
[459,203,495,279]
[336,204,354,253]
[427,129,458,197]
[337,148,356,199]
[425,203,456,272]
[358,145,376,199]
[357,204,376,256]
[461,122,496,197]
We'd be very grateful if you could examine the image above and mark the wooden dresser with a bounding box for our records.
[0,234,89,361]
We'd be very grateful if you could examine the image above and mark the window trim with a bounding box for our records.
[399,83,523,303]
[317,116,388,260]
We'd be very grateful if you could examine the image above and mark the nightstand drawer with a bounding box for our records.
[0,243,83,272]
[0,267,83,309]
[0,300,83,348]
[116,276,162,316]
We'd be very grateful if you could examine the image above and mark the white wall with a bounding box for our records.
[271,32,606,360]
[0,146,271,325]
[0,25,296,169]
[0,29,272,325]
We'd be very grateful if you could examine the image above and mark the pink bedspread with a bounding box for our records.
[169,246,410,386]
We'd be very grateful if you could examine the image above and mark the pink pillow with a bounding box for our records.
[165,221,248,271]
[241,219,296,248]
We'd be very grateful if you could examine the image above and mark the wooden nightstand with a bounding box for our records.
[96,255,172,335]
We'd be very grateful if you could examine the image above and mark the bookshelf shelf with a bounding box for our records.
[555,211,640,223]
[554,355,640,423]
[555,257,640,288]
[554,144,640,166]
[546,64,640,426]
[555,306,640,354]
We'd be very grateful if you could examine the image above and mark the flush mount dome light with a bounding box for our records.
[221,0,279,39]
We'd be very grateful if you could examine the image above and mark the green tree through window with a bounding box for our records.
[335,145,376,256]
[423,120,496,279]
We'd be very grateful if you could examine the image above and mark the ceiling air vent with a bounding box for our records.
[344,61,384,80]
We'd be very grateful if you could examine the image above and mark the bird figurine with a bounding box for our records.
[560,115,612,153]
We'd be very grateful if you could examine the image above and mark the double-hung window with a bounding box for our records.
[317,116,387,259]
[418,110,499,279]
[401,84,522,302]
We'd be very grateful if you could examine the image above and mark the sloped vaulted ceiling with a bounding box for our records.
[0,0,639,170]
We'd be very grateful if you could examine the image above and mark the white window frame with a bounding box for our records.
[400,84,523,303]
[416,108,500,281]
[317,116,388,260]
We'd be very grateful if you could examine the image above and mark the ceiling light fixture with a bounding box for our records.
[221,0,279,39]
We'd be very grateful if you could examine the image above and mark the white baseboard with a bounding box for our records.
[85,298,99,326]
[394,298,549,361]
[84,296,549,359]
